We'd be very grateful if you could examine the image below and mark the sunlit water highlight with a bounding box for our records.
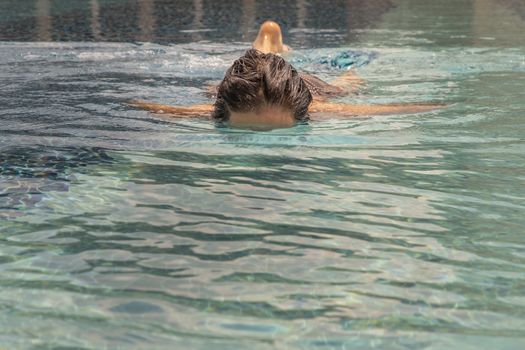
[1,5,525,350]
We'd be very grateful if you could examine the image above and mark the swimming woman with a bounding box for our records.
[131,21,443,129]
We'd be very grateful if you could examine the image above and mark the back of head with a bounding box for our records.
[212,49,312,122]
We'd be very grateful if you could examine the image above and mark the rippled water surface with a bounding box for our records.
[1,0,525,349]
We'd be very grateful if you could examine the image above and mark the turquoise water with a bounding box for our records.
[1,0,525,349]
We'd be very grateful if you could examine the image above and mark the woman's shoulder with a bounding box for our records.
[298,71,347,98]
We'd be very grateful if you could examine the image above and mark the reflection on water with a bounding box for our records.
[1,0,395,45]
[1,0,525,349]
[0,147,113,219]
[35,0,51,41]
[90,0,101,41]
[2,0,524,46]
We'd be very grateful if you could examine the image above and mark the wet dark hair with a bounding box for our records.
[212,49,312,122]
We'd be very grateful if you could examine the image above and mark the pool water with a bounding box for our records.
[1,0,525,349]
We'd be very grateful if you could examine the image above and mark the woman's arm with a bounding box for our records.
[129,99,444,121]
[309,100,445,117]
[129,100,213,117]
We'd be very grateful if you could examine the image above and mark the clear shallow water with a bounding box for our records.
[1,0,525,349]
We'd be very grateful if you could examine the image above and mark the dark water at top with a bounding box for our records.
[1,0,525,349]
[0,0,395,46]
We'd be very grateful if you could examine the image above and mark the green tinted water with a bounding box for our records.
[1,0,524,349]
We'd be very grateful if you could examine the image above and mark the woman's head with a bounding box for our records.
[212,49,312,128]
